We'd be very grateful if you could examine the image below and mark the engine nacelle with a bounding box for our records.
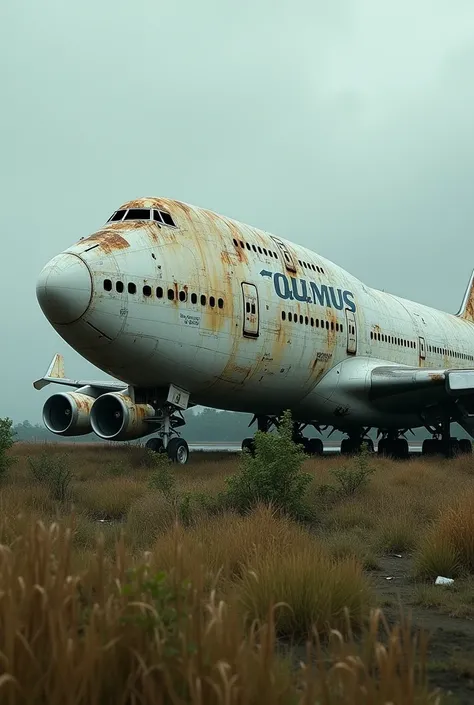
[43,392,95,436]
[90,392,157,441]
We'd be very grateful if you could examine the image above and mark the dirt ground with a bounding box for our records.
[372,555,474,704]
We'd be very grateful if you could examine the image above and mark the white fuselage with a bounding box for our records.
[41,197,474,432]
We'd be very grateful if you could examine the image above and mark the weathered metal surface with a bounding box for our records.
[38,195,474,431]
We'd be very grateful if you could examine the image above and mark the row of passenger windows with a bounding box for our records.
[371,329,474,361]
[428,345,473,361]
[231,238,325,274]
[370,331,417,349]
[103,279,224,308]
[106,208,176,227]
[281,310,343,332]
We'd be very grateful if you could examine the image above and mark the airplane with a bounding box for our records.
[33,196,474,463]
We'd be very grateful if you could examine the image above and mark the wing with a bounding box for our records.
[370,364,474,434]
[33,353,127,393]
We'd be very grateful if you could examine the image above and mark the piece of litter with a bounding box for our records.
[435,576,454,586]
[385,577,394,581]
[392,554,402,558]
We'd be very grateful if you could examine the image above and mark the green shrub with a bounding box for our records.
[330,447,376,497]
[0,417,15,479]
[223,410,312,519]
[148,451,177,499]
[28,453,73,502]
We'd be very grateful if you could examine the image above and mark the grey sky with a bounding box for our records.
[3,0,474,422]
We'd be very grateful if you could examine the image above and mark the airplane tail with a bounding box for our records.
[457,270,474,322]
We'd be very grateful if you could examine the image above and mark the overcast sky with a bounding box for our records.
[3,0,474,422]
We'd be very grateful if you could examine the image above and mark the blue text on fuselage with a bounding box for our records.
[270,273,356,312]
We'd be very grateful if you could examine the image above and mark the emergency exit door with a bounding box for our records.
[345,309,357,354]
[242,282,259,337]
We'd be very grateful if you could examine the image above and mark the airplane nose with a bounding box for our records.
[36,253,92,324]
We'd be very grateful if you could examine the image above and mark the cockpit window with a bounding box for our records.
[107,207,176,227]
[108,210,126,222]
[124,208,152,221]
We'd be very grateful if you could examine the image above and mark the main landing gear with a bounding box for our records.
[241,416,324,457]
[145,406,190,464]
[340,430,375,456]
[421,421,472,458]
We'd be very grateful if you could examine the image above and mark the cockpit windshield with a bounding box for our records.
[107,208,176,227]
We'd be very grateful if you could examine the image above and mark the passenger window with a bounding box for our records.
[252,244,257,252]
[282,311,286,320]
[116,281,124,293]
[210,296,216,307]
[191,293,197,304]
[246,302,250,313]
[179,291,187,302]
[201,295,207,306]
[128,283,136,294]
[340,324,343,332]
[246,243,251,250]
[233,238,238,247]
[168,289,174,301]
[311,318,314,327]
[305,316,308,325]
[263,248,268,255]
[300,315,303,324]
[143,285,152,297]
[240,241,244,248]
[104,279,112,291]
[331,321,334,331]
[251,304,256,314]
[218,298,224,309]
[288,312,293,322]
[258,246,263,254]
[156,287,163,298]
[326,321,329,330]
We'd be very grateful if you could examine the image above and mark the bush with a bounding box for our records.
[330,446,376,497]
[414,494,474,578]
[148,451,177,499]
[27,452,73,502]
[238,544,372,639]
[0,417,15,479]
[223,410,312,519]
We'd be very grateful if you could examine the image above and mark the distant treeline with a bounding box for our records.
[11,409,472,444]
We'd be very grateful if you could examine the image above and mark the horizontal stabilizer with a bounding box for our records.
[33,353,127,393]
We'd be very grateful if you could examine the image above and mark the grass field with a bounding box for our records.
[2,441,474,703]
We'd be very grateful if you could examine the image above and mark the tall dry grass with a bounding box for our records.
[0,513,439,705]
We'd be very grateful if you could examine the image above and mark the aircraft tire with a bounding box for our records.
[146,437,164,453]
[340,438,355,455]
[242,438,256,455]
[393,438,409,460]
[459,439,472,455]
[305,438,324,456]
[167,438,189,464]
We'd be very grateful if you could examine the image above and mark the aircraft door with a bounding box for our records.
[419,336,426,362]
[242,282,259,337]
[345,309,357,354]
[269,236,297,273]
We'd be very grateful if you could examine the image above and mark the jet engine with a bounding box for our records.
[90,392,158,441]
[42,392,95,436]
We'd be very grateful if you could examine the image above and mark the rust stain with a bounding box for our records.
[429,373,444,382]
[80,231,130,253]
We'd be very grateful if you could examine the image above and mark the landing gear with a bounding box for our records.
[145,402,190,464]
[146,437,164,453]
[378,437,409,460]
[167,438,189,464]
[242,415,325,457]
[421,420,472,458]
[340,431,374,456]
